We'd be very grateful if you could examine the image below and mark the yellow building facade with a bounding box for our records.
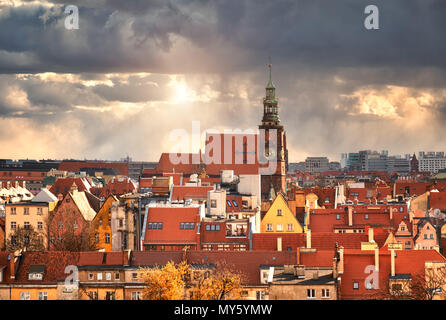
[261,193,303,233]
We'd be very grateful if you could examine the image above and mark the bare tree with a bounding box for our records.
[46,206,97,252]
[6,225,45,252]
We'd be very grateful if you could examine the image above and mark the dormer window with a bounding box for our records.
[28,265,45,281]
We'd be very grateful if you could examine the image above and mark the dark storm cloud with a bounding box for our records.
[0,0,446,161]
[1,0,446,74]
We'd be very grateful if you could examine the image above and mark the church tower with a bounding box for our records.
[259,61,288,200]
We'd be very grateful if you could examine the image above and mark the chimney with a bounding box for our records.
[277,237,282,252]
[374,247,379,272]
[8,254,15,280]
[390,249,395,277]
[296,247,300,265]
[368,227,374,243]
[390,207,393,221]
[348,206,353,227]
[338,246,344,275]
[306,229,311,249]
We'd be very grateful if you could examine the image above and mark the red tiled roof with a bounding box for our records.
[130,250,298,286]
[340,249,446,299]
[300,250,334,267]
[156,153,202,175]
[252,232,369,251]
[49,177,90,197]
[170,186,213,202]
[144,207,201,245]
[186,251,298,285]
[78,252,128,266]
[12,251,80,284]
[429,191,446,211]
[90,178,136,198]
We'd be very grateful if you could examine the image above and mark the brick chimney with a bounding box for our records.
[277,237,282,252]
[390,249,395,277]
[368,227,374,243]
[306,229,311,249]
[8,254,15,280]
[348,206,353,227]
[374,247,379,272]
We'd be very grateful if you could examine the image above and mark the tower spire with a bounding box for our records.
[267,56,275,89]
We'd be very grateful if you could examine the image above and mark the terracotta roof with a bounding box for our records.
[78,251,129,266]
[144,207,201,245]
[130,250,298,286]
[429,191,446,211]
[252,232,369,251]
[49,177,91,197]
[300,250,334,267]
[340,249,446,299]
[11,251,80,284]
[170,186,213,202]
[90,177,136,198]
[156,153,201,175]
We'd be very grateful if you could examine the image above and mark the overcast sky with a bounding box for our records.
[0,0,445,162]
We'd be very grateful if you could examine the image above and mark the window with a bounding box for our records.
[73,222,78,229]
[38,292,48,300]
[307,289,316,299]
[277,209,282,216]
[430,234,434,239]
[20,292,30,300]
[106,272,111,280]
[365,214,369,220]
[88,273,94,280]
[105,291,116,300]
[90,291,98,300]
[180,222,195,230]
[119,219,123,227]
[148,222,163,230]
[424,234,428,240]
[24,208,29,215]
[11,207,16,215]
[321,289,330,298]
[400,206,404,212]
[276,224,283,232]
[115,272,120,280]
[11,236,16,246]
[227,200,232,207]
[11,221,16,230]
[256,291,265,300]
[132,273,138,281]
[401,226,405,231]
[287,224,294,232]
[97,273,103,281]
[94,233,99,243]
[353,282,359,289]
[266,224,273,232]
[37,208,43,215]
[232,200,238,207]
[131,292,142,300]
[37,222,43,230]
[210,200,217,208]
[105,233,110,244]
[99,219,103,226]
[336,214,340,220]
[24,236,30,246]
